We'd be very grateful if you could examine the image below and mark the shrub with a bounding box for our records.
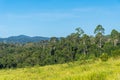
[111,49,120,58]
[100,53,109,62]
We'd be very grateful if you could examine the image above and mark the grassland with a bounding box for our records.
[0,58,120,80]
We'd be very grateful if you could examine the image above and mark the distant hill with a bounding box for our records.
[0,35,49,43]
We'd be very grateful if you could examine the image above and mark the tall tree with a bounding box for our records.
[94,25,105,54]
[81,34,90,55]
[75,27,84,37]
[94,25,105,48]
[94,25,105,35]
[111,29,119,46]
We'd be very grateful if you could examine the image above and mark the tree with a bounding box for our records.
[81,34,90,55]
[49,37,58,55]
[75,27,84,37]
[111,29,119,46]
[94,25,105,54]
[94,25,105,35]
[50,37,58,43]
[94,25,105,48]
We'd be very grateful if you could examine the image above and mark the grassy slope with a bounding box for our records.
[0,58,120,80]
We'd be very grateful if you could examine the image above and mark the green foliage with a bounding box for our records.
[94,25,105,34]
[100,53,109,62]
[0,58,120,80]
[0,26,120,69]
[111,49,120,58]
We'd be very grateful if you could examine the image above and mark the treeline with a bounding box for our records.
[0,25,120,68]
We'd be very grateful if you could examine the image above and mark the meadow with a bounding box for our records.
[0,58,120,80]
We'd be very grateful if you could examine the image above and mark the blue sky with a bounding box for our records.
[0,0,120,37]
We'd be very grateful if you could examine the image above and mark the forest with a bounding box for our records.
[0,24,120,69]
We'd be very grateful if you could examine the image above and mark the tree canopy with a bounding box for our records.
[0,25,120,69]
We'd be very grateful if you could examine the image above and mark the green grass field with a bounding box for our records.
[0,58,120,80]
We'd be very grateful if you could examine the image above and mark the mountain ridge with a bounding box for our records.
[0,35,49,43]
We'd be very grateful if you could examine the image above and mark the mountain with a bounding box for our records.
[0,35,49,43]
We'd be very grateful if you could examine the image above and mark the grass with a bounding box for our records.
[0,58,120,80]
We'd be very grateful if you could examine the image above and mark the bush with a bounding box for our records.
[111,49,120,58]
[100,53,109,62]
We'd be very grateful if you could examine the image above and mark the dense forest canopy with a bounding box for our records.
[0,25,120,69]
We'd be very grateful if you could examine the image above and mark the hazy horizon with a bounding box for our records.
[0,0,120,37]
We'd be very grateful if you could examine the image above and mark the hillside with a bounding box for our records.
[0,58,120,80]
[0,35,49,43]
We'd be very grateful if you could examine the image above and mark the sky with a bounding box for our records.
[0,0,120,38]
